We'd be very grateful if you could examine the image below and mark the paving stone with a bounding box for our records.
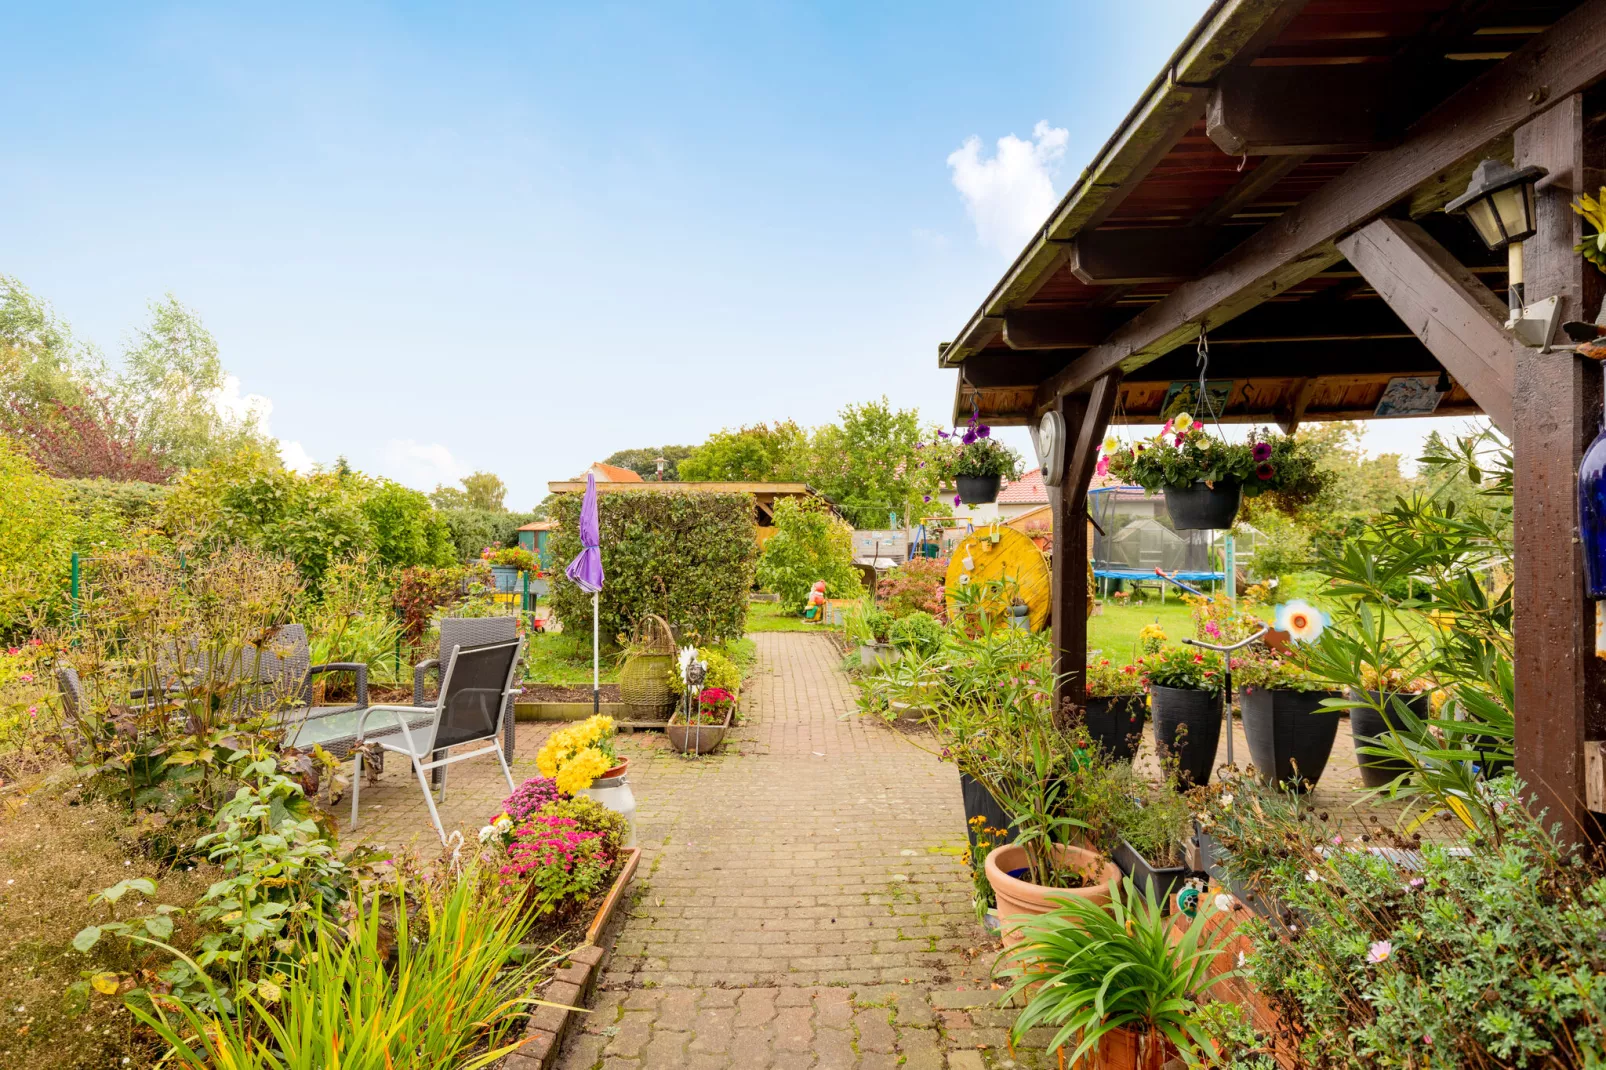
[772,1005,813,1051]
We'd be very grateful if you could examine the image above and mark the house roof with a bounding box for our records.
[936,0,1579,429]
[581,462,644,483]
[516,520,557,532]
[996,468,1048,505]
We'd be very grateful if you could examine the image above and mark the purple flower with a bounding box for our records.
[962,430,977,445]
[923,495,931,503]
[936,429,950,439]
[953,495,962,506]
[977,425,991,438]
[1252,441,1273,463]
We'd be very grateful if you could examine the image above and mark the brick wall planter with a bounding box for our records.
[503,845,641,1069]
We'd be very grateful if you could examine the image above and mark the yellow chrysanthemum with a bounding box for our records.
[554,746,612,795]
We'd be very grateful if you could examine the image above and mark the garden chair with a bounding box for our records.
[350,638,525,843]
[414,616,521,786]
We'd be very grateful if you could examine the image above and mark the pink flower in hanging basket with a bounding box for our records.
[1252,441,1274,463]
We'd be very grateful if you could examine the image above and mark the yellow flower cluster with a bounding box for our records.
[537,715,617,794]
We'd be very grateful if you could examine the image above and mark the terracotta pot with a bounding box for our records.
[599,757,629,780]
[665,707,733,754]
[1083,1025,1179,1070]
[984,842,1120,947]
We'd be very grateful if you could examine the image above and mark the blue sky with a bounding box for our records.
[3,1,1464,506]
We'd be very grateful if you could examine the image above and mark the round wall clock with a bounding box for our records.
[1033,410,1065,486]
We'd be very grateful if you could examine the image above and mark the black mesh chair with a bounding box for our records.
[349,638,524,843]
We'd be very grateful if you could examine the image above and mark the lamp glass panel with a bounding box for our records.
[1492,185,1535,243]
[1464,197,1505,249]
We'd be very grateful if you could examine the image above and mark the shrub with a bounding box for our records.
[888,611,944,657]
[0,438,75,630]
[548,490,756,645]
[538,795,630,855]
[876,558,947,619]
[439,507,540,563]
[756,496,861,612]
[500,814,614,917]
[360,480,455,570]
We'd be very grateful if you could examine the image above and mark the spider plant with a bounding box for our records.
[996,875,1235,1064]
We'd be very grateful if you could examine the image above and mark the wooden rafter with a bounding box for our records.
[1336,218,1517,433]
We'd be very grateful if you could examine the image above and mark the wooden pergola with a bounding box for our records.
[937,0,1606,840]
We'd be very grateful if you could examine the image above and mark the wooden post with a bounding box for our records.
[1513,93,1606,841]
[1051,374,1121,713]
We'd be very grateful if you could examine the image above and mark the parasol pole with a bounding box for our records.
[592,590,600,714]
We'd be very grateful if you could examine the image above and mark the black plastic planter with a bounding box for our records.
[1083,695,1147,762]
[1350,690,1430,789]
[1150,685,1222,789]
[1240,687,1343,791]
[959,772,1014,850]
[1113,838,1190,910]
[1163,480,1243,530]
[956,475,1002,505]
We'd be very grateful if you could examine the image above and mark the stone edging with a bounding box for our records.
[503,845,641,1069]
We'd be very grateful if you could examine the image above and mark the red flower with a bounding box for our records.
[1256,462,1276,481]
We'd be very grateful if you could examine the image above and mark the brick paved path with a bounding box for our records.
[556,633,1024,1070]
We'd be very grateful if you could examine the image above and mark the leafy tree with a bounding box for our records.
[601,445,695,480]
[430,470,508,511]
[0,274,96,416]
[794,399,945,528]
[115,295,269,471]
[679,422,806,482]
[438,508,539,562]
[755,497,863,611]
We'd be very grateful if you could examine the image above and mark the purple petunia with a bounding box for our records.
[937,429,950,439]
[962,430,977,445]
[923,495,931,502]
[1252,441,1273,463]
[977,425,991,438]
[953,495,962,506]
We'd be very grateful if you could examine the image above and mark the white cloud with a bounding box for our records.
[947,120,1069,254]
[209,374,315,472]
[383,438,467,491]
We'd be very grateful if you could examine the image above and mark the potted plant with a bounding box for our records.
[485,545,538,593]
[976,722,1121,946]
[997,876,1234,1069]
[1083,656,1148,762]
[936,415,1022,506]
[1348,664,1434,789]
[1143,646,1224,789]
[1235,650,1343,792]
[856,605,900,669]
[1102,418,1328,530]
[666,646,736,755]
[1111,784,1194,909]
[536,714,627,791]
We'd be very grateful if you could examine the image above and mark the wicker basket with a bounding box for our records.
[619,614,677,722]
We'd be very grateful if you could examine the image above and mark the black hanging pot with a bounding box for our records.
[956,475,1002,505]
[1240,687,1343,792]
[1150,685,1222,789]
[1164,480,1243,530]
[1349,690,1429,789]
[1083,694,1147,763]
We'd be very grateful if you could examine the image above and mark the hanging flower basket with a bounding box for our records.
[1101,415,1329,530]
[956,474,1002,505]
[1163,480,1243,530]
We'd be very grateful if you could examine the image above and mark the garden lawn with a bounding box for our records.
[745,599,829,633]
[522,630,622,685]
[1087,600,1196,661]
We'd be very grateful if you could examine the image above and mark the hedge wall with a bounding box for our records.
[547,491,756,646]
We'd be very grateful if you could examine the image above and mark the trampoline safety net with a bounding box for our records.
[1090,486,1222,581]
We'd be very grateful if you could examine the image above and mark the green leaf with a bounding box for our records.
[144,914,174,940]
[72,926,102,953]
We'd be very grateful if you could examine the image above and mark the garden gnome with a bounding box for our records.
[803,580,828,620]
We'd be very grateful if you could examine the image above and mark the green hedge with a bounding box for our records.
[547,491,756,646]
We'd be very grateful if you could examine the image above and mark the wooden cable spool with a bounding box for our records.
[944,525,1053,631]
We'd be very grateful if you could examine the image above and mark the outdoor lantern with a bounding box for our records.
[1445,159,1546,252]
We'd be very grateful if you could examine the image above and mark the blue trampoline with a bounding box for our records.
[1089,486,1226,596]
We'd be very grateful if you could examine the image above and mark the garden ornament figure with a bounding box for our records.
[803,580,827,620]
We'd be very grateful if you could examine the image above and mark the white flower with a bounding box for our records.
[1215,893,1235,913]
[493,815,513,831]
[477,825,499,844]
[1305,869,1322,883]
[1236,950,1246,968]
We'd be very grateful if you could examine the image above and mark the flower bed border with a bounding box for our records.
[505,845,641,1069]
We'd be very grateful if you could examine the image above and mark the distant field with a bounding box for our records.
[1088,601,1197,661]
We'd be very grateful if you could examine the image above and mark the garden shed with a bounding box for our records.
[935,0,1606,840]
